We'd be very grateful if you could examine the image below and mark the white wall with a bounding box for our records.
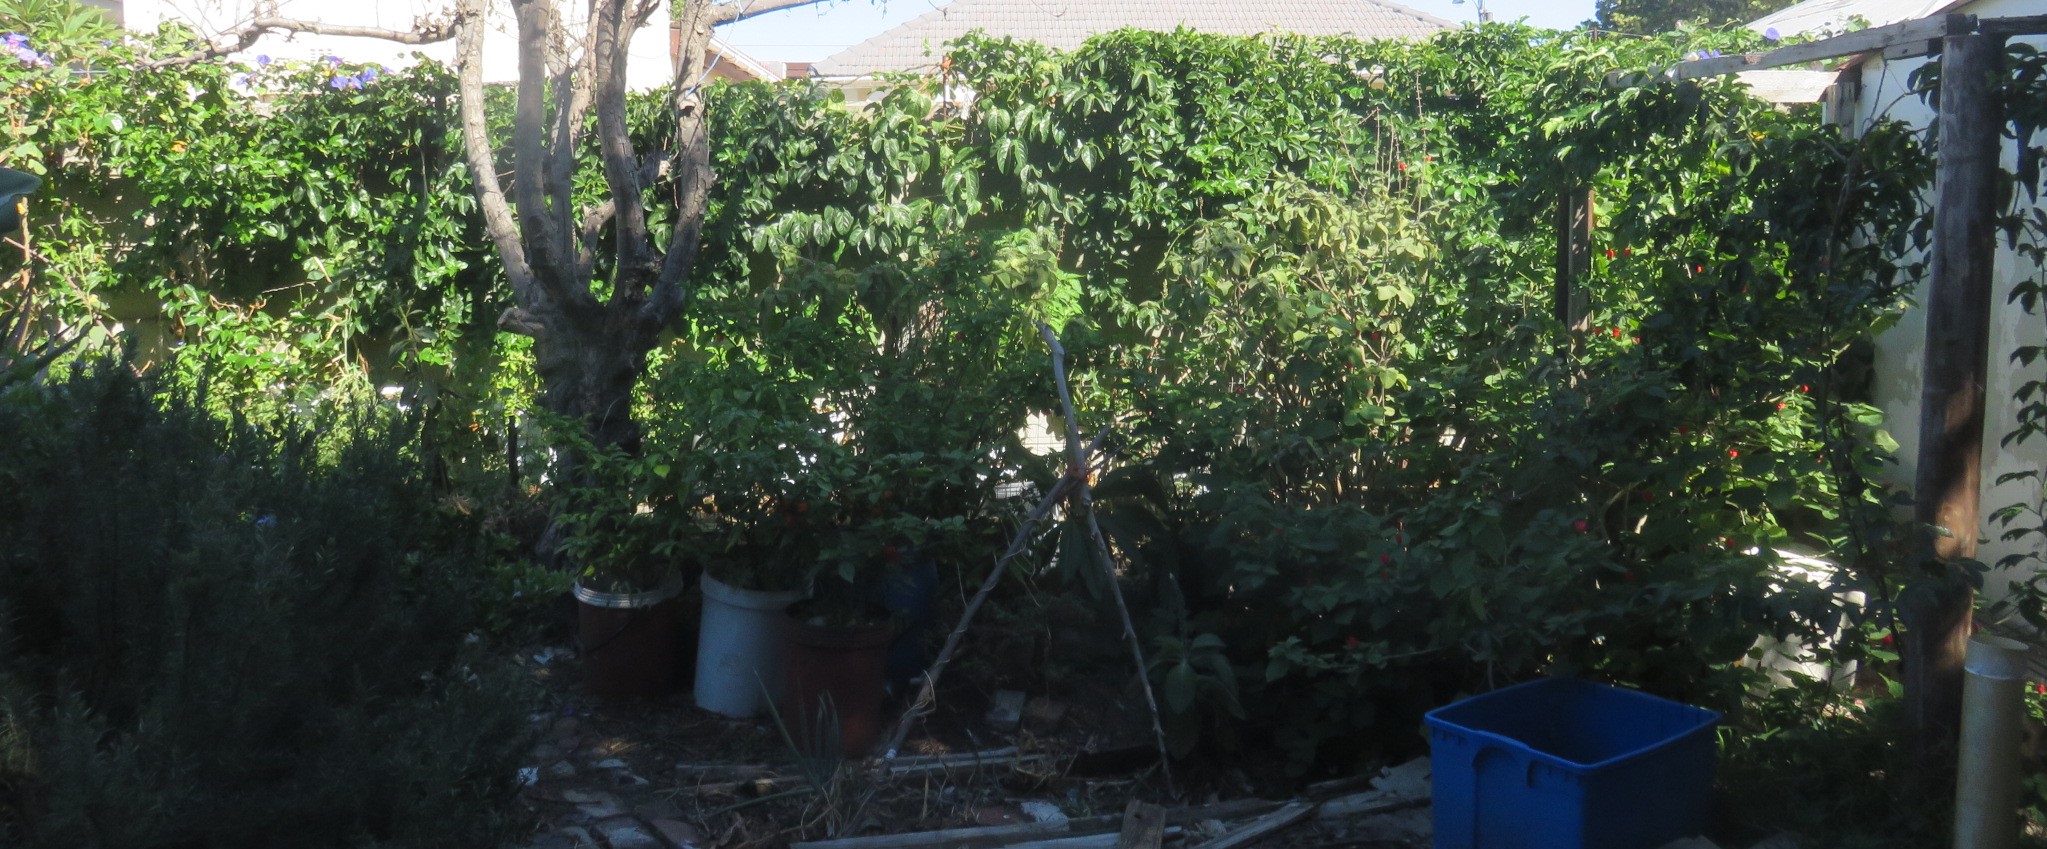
[1848,0,2047,599]
[123,0,677,89]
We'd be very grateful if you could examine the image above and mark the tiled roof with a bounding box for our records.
[812,0,1453,78]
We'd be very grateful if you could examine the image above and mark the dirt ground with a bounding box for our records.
[503,601,1432,849]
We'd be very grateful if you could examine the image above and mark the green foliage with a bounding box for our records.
[0,360,529,848]
[0,5,1968,793]
[0,23,501,423]
[1594,0,1792,34]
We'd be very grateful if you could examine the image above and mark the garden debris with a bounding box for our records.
[878,746,1051,779]
[1021,800,1070,826]
[595,815,664,849]
[1024,696,1069,734]
[648,818,704,848]
[987,689,1027,731]
[1117,799,1165,849]
[1185,801,1313,849]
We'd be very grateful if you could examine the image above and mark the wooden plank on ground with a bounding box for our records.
[1185,802,1314,849]
[790,819,1064,849]
[1117,800,1164,849]
[1007,828,1181,849]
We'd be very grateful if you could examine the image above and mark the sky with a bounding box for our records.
[718,0,1601,64]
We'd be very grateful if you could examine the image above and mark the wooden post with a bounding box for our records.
[1555,186,1594,336]
[1903,30,2005,756]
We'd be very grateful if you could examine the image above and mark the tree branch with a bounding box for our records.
[510,0,575,290]
[451,0,544,309]
[143,13,456,68]
[595,0,657,301]
[576,153,671,281]
[713,0,834,26]
[638,1,722,330]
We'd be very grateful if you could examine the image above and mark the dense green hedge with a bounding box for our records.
[0,9,1965,833]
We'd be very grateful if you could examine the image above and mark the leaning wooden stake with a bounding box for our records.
[875,453,1093,762]
[1039,322,1177,798]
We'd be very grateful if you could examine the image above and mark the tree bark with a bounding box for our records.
[1904,30,2005,766]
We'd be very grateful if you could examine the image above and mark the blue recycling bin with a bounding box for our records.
[1425,677,1721,849]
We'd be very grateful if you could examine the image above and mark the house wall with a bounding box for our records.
[121,0,677,89]
[1851,0,2047,599]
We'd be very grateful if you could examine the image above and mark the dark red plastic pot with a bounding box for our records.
[780,609,898,758]
[575,576,685,700]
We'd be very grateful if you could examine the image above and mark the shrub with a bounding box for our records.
[0,361,529,848]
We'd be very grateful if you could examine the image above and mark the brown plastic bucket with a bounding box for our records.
[780,610,898,758]
[575,576,685,700]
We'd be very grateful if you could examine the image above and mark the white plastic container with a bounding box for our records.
[694,574,803,717]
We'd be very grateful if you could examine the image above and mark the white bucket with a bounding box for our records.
[694,573,803,718]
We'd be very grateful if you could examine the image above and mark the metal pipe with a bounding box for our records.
[1954,634,2028,849]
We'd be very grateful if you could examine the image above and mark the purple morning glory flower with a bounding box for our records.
[360,66,379,82]
[1764,27,1781,42]
[323,55,342,65]
[256,54,271,65]
[329,76,346,89]
[343,75,363,89]
[2,33,24,48]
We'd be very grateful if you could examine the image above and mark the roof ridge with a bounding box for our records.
[1355,0,1457,28]
[812,0,1453,78]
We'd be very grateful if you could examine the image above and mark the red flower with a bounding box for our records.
[1345,636,1360,649]
[1606,249,1616,259]
[1572,519,1590,533]
[1728,449,1740,459]
[1609,327,1621,339]
[1380,553,1393,565]
[1776,402,1786,411]
[1881,634,1895,646]
[2034,681,2044,695]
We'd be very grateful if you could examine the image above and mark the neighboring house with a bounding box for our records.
[1746,0,2047,596]
[110,0,781,88]
[811,0,1453,99]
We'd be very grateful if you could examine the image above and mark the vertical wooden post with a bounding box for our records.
[1555,186,1594,337]
[1904,30,2005,756]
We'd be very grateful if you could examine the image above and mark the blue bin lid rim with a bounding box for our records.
[1423,677,1721,773]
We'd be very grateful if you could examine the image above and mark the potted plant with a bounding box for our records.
[554,441,694,700]
[777,450,991,757]
[690,444,820,718]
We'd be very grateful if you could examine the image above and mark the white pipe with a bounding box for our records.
[1954,634,2029,849]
